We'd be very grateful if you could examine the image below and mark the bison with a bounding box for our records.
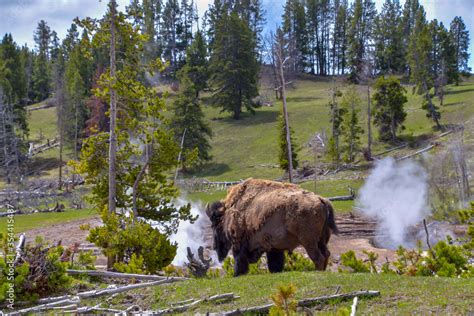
[206,179,338,276]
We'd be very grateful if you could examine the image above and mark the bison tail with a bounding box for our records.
[320,198,339,235]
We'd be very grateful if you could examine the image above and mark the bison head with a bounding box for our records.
[206,201,231,262]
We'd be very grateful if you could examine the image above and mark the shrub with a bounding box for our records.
[87,212,177,274]
[269,283,297,316]
[339,250,370,273]
[283,252,314,272]
[0,237,72,303]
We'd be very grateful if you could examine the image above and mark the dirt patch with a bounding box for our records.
[25,216,102,246]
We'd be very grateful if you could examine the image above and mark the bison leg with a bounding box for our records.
[233,248,249,277]
[318,242,331,270]
[266,250,285,273]
[304,245,326,271]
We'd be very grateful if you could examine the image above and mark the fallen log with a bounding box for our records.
[396,144,436,161]
[158,293,239,315]
[328,194,355,201]
[218,290,380,315]
[8,297,81,315]
[66,269,187,281]
[77,278,184,298]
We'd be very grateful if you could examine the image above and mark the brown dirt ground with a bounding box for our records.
[24,214,398,270]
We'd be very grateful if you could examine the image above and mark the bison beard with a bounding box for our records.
[206,179,338,276]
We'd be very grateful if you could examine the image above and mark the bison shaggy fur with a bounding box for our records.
[206,179,338,276]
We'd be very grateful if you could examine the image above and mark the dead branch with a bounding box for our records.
[8,297,81,315]
[397,144,436,161]
[350,296,358,316]
[186,246,211,277]
[77,278,184,298]
[66,269,187,281]
[423,219,437,260]
[219,290,380,315]
[158,293,239,315]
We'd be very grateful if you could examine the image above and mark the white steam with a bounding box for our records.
[357,157,430,249]
[169,199,217,266]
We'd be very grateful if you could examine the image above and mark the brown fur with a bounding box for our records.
[220,178,333,254]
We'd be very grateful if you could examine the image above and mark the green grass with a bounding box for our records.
[93,271,474,314]
[0,208,96,233]
[187,178,364,213]
[27,106,57,143]
[189,76,474,182]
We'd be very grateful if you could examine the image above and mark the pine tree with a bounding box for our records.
[278,109,298,173]
[327,80,344,165]
[170,78,212,168]
[0,34,28,135]
[32,20,52,102]
[374,0,404,74]
[372,76,407,142]
[401,0,421,75]
[282,0,309,73]
[209,12,259,119]
[407,8,442,129]
[161,0,181,71]
[340,86,363,162]
[177,31,208,98]
[332,0,349,75]
[347,0,377,82]
[450,16,471,80]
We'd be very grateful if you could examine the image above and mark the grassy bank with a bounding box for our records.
[0,208,96,233]
[95,271,474,314]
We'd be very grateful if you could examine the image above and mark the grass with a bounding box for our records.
[0,208,96,233]
[92,271,474,314]
[186,178,364,213]
[27,106,57,143]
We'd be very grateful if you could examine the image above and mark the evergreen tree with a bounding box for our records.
[32,20,52,102]
[374,0,404,74]
[0,34,28,135]
[209,12,259,119]
[407,8,442,129]
[450,16,471,79]
[372,76,407,142]
[327,81,344,165]
[161,0,181,70]
[278,109,298,173]
[401,0,421,75]
[429,20,457,105]
[170,78,212,168]
[332,0,349,75]
[340,86,363,162]
[278,109,299,172]
[177,30,208,98]
[282,0,309,73]
[347,0,377,82]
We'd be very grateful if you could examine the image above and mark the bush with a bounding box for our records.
[269,283,297,316]
[87,212,177,274]
[0,237,72,303]
[283,252,314,272]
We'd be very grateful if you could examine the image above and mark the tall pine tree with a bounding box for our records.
[209,12,259,119]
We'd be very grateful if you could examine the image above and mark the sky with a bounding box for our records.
[0,0,473,69]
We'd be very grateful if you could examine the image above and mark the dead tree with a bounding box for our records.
[0,88,22,184]
[185,246,211,277]
[273,28,294,183]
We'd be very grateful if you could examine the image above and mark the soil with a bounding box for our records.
[23,214,398,270]
[23,213,464,271]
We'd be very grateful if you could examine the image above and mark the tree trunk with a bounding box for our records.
[278,54,294,183]
[367,84,372,158]
[108,0,118,214]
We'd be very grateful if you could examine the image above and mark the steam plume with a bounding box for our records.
[357,157,430,249]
